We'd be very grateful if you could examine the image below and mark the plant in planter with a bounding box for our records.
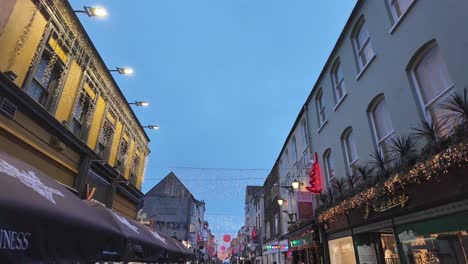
[332,178,348,200]
[389,135,418,173]
[441,88,468,143]
[353,164,375,187]
[369,148,392,180]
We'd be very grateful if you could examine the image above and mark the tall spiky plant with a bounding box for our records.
[346,170,360,193]
[353,164,374,186]
[390,135,418,172]
[319,192,329,207]
[369,148,391,180]
[441,88,468,126]
[333,178,348,199]
[412,120,442,145]
[412,120,442,157]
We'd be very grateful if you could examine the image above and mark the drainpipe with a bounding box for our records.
[75,155,91,199]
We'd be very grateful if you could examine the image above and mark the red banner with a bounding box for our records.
[306,152,323,194]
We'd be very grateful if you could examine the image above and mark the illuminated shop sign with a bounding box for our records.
[264,245,289,251]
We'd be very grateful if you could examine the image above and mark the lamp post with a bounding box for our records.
[108,67,134,75]
[74,6,108,17]
[128,101,149,107]
[143,125,159,130]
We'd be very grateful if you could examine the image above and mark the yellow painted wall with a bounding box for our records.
[0,0,47,86]
[87,96,106,150]
[136,154,147,189]
[123,139,135,179]
[55,61,83,122]
[108,121,123,166]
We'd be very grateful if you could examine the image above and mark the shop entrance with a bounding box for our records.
[354,229,401,264]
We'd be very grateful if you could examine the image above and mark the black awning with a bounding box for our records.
[0,152,126,263]
[85,200,166,261]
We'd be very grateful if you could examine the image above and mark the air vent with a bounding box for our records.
[0,98,17,119]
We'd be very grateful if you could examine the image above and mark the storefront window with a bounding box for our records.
[381,233,400,264]
[354,233,379,264]
[328,236,357,264]
[396,213,468,264]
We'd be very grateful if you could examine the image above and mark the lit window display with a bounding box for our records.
[328,236,357,264]
[397,213,468,264]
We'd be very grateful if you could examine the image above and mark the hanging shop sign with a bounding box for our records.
[364,193,409,219]
[306,152,323,194]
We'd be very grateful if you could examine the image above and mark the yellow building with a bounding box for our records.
[0,0,150,218]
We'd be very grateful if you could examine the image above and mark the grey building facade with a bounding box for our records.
[140,172,206,255]
[264,1,468,264]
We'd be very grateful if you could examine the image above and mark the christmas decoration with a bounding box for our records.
[221,245,226,251]
[318,142,468,223]
[223,234,231,243]
[306,152,323,194]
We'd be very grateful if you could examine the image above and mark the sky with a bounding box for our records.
[71,0,356,247]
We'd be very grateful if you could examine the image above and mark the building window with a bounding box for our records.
[411,43,454,127]
[323,149,336,185]
[389,0,414,21]
[115,137,129,172]
[96,117,115,160]
[25,34,65,110]
[284,148,289,165]
[332,60,347,104]
[274,213,279,235]
[130,153,141,185]
[353,18,374,70]
[315,89,326,127]
[342,128,359,173]
[291,136,298,163]
[69,90,94,140]
[369,96,395,156]
[301,120,309,150]
[328,237,357,264]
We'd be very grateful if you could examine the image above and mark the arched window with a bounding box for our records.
[353,17,374,70]
[411,43,454,126]
[388,0,414,22]
[368,95,395,156]
[342,127,358,173]
[323,149,336,186]
[331,59,347,104]
[315,88,326,127]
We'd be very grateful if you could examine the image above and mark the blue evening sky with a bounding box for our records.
[71,0,356,245]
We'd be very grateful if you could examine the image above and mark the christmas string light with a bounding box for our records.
[318,142,468,223]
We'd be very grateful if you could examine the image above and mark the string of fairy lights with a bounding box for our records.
[318,142,468,223]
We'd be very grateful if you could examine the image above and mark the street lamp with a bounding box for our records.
[128,101,149,107]
[277,198,286,206]
[74,6,108,17]
[143,125,159,130]
[109,67,134,75]
[291,179,302,190]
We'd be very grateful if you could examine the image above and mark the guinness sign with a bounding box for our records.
[0,229,31,250]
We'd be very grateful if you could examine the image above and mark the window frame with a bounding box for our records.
[323,149,336,186]
[24,27,68,111]
[352,18,374,70]
[96,110,117,160]
[342,128,359,173]
[409,42,455,125]
[315,89,326,127]
[331,59,347,106]
[368,96,395,156]
[301,119,309,151]
[291,136,298,163]
[388,0,415,22]
[68,77,97,141]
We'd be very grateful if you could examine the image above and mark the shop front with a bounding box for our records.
[286,223,321,264]
[263,240,289,264]
[321,157,468,264]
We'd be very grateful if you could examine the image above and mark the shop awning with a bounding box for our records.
[0,152,125,263]
[85,200,167,261]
